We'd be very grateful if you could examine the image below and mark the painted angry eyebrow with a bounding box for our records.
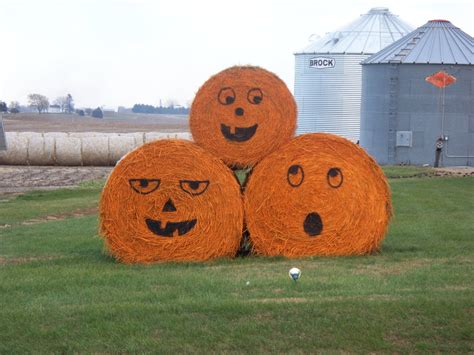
[179,180,210,196]
[129,179,161,194]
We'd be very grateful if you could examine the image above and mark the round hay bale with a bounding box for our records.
[144,132,168,143]
[68,132,105,138]
[27,134,55,165]
[108,135,136,164]
[44,132,68,139]
[81,136,110,166]
[0,133,28,165]
[123,132,146,147]
[190,65,297,168]
[176,132,193,141]
[99,139,244,263]
[244,133,392,257]
[55,137,82,166]
[19,131,42,140]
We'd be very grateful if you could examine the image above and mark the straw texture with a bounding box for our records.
[99,139,244,263]
[190,66,296,168]
[0,133,27,165]
[244,133,392,257]
[0,132,192,166]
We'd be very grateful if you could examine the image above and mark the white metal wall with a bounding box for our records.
[294,53,370,142]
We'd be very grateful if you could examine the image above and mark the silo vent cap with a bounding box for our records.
[369,7,389,13]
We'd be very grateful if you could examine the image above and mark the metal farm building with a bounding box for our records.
[294,7,412,141]
[360,20,474,166]
[0,116,6,151]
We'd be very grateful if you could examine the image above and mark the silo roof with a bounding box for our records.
[297,7,413,55]
[363,20,474,65]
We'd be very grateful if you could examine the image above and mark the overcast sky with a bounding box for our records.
[0,0,472,109]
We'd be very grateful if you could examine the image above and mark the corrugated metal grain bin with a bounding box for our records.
[0,116,6,151]
[360,20,474,166]
[294,7,412,141]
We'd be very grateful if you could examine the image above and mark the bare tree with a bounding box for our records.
[54,96,68,112]
[65,93,74,113]
[165,98,178,108]
[9,101,20,114]
[54,94,74,113]
[28,94,49,114]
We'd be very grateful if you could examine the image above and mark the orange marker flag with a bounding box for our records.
[426,71,457,88]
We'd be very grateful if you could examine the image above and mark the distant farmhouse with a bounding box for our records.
[48,104,62,113]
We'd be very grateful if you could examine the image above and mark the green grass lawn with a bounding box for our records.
[0,171,473,353]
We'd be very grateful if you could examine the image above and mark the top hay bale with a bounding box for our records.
[244,133,392,257]
[190,66,297,168]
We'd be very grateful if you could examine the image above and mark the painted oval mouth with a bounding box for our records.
[146,219,197,237]
[220,123,258,142]
[304,212,323,236]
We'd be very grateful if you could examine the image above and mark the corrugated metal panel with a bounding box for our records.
[298,7,413,55]
[364,20,474,65]
[360,64,474,166]
[295,54,369,141]
[0,116,6,151]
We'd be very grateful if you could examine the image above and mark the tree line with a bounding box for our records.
[1,94,189,117]
[132,104,189,115]
[0,93,103,118]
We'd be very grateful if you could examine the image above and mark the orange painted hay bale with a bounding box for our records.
[100,139,244,263]
[244,133,392,257]
[190,66,297,168]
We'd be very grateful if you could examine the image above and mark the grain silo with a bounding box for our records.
[0,116,6,150]
[294,7,413,141]
[360,20,474,167]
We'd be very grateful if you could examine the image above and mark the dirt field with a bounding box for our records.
[0,166,112,195]
[2,112,189,133]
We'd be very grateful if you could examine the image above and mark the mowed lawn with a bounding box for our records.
[0,171,473,353]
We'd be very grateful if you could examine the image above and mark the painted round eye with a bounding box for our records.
[218,87,236,105]
[129,179,160,194]
[247,88,263,105]
[287,165,304,187]
[327,168,343,188]
[179,180,210,196]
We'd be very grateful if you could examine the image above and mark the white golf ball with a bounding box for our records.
[289,267,301,281]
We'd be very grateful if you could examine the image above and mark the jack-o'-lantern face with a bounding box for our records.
[100,140,243,263]
[244,133,392,257]
[190,66,297,168]
[129,178,208,237]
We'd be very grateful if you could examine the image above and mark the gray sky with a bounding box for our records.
[1,0,472,109]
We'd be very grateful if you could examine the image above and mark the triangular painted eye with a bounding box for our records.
[129,179,160,194]
[179,180,210,196]
[287,165,304,187]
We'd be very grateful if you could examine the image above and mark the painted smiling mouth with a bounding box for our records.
[146,218,197,237]
[220,123,258,142]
